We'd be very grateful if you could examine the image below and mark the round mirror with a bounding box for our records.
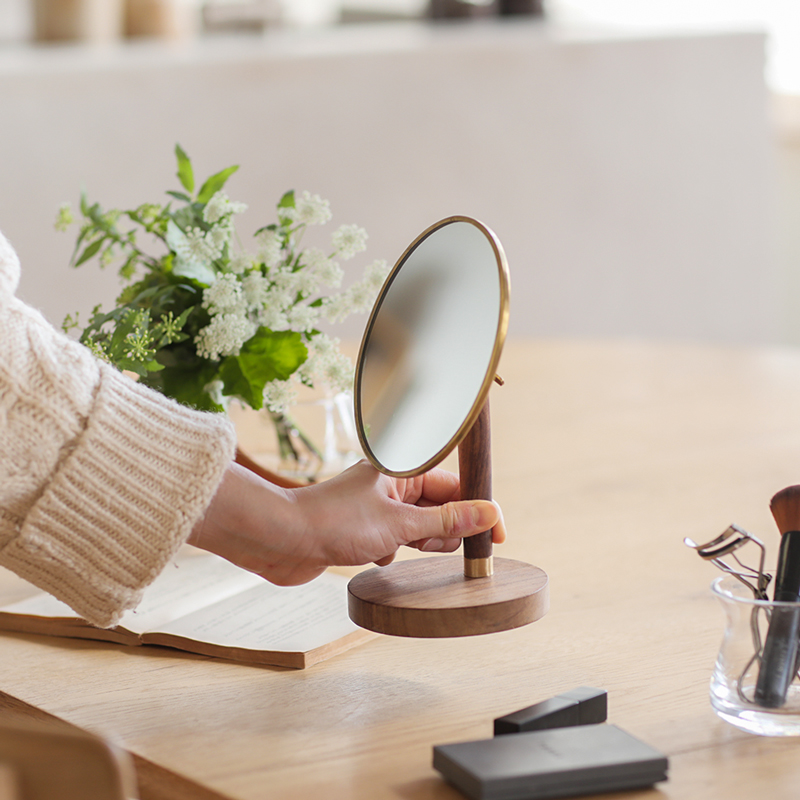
[355,216,509,477]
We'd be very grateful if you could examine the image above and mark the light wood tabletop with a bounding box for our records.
[3,338,800,800]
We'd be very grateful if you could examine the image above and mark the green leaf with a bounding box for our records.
[74,237,106,267]
[166,190,192,203]
[70,224,92,265]
[112,356,163,376]
[119,251,139,280]
[107,310,144,353]
[127,284,161,304]
[175,144,194,195]
[277,190,295,210]
[62,312,80,333]
[159,331,189,347]
[174,306,193,327]
[219,328,307,410]
[170,205,199,232]
[173,257,216,286]
[197,165,239,205]
[165,219,216,285]
[145,360,224,412]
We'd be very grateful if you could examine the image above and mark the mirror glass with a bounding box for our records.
[355,216,509,476]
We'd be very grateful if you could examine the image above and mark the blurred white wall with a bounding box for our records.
[772,97,800,346]
[0,0,27,41]
[549,0,800,96]
[0,19,778,343]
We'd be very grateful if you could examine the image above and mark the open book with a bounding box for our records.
[0,548,374,669]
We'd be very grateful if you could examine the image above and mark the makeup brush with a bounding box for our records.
[754,486,800,708]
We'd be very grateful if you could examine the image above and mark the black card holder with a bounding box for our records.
[433,688,668,800]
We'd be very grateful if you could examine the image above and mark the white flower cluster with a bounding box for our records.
[195,311,255,360]
[186,190,388,411]
[202,273,242,313]
[256,229,282,268]
[263,379,297,414]
[228,253,252,274]
[189,225,230,262]
[204,379,227,408]
[171,190,247,265]
[203,191,248,224]
[295,191,332,226]
[331,224,368,260]
[303,247,343,288]
[322,259,390,324]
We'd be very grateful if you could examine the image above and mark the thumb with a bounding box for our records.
[405,499,502,546]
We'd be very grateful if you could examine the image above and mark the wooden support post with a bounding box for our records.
[459,399,493,577]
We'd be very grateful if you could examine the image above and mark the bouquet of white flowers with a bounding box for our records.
[58,145,388,473]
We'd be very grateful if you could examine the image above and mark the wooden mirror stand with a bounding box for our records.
[347,399,549,638]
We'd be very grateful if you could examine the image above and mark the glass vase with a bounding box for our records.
[267,392,362,483]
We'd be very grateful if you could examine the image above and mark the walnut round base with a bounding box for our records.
[347,556,549,638]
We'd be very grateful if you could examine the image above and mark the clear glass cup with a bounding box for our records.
[711,576,800,736]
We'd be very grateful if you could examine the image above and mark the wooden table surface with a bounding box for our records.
[3,338,800,800]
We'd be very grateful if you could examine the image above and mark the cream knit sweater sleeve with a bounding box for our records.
[0,231,237,628]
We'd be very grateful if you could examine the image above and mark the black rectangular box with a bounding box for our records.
[494,687,607,735]
[434,723,668,800]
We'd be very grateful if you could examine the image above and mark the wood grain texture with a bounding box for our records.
[459,400,494,563]
[4,341,800,799]
[347,556,549,637]
[0,693,229,800]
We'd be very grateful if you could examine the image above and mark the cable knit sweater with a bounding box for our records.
[0,231,237,627]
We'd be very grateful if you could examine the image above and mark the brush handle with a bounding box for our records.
[754,530,800,708]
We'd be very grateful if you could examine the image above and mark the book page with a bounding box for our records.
[0,592,75,619]
[148,571,361,653]
[118,549,264,635]
[0,548,264,635]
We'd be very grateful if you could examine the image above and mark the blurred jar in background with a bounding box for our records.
[428,0,543,18]
[30,0,200,42]
[32,0,124,42]
[125,0,200,40]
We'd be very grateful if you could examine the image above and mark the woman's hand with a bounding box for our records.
[188,459,505,586]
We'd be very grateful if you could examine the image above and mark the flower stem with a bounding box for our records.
[270,411,324,480]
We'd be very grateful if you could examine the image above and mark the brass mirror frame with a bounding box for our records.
[354,215,510,478]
